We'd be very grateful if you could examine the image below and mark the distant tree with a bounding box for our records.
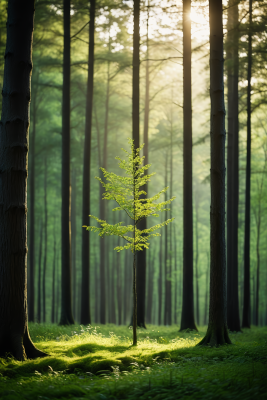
[0,0,47,360]
[84,140,174,345]
[198,0,231,346]
[81,0,95,326]
[60,0,74,325]
[242,0,253,329]
[180,0,197,332]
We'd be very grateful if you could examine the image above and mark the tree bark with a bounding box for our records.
[60,0,74,325]
[42,156,47,323]
[81,2,96,326]
[0,0,46,360]
[198,0,231,346]
[180,0,197,332]
[242,0,252,329]
[226,0,241,333]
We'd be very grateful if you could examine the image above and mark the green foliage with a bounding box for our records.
[0,324,266,399]
[84,139,175,252]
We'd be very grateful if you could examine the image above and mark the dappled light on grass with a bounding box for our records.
[0,324,266,399]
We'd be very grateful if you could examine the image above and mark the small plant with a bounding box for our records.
[84,139,175,345]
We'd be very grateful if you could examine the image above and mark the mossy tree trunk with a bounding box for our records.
[198,0,231,346]
[0,0,47,360]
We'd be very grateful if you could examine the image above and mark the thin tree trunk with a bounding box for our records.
[195,195,199,326]
[146,248,153,323]
[242,0,252,329]
[164,153,170,325]
[131,0,146,329]
[199,0,231,346]
[110,222,116,323]
[124,249,128,324]
[81,0,95,325]
[174,225,178,324]
[42,157,48,323]
[135,0,150,329]
[51,220,56,323]
[60,0,74,325]
[28,70,39,322]
[117,238,122,325]
[94,244,99,322]
[0,0,47,359]
[37,221,43,323]
[158,222,163,325]
[226,0,241,333]
[99,34,111,325]
[180,0,197,331]
[71,168,77,320]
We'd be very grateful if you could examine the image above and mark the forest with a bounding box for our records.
[0,0,266,399]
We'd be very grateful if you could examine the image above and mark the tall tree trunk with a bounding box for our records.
[81,0,95,325]
[226,0,241,333]
[0,0,46,359]
[198,0,231,346]
[124,250,129,324]
[71,168,77,320]
[56,249,60,323]
[94,245,99,322]
[60,0,74,325]
[110,225,116,323]
[117,238,122,325]
[164,153,170,325]
[37,221,43,323]
[51,220,56,323]
[42,157,48,323]
[132,0,146,329]
[135,0,150,328]
[242,0,252,329]
[146,247,153,323]
[174,225,178,324]
[158,222,163,325]
[98,18,111,325]
[195,194,199,326]
[28,70,39,322]
[180,0,197,331]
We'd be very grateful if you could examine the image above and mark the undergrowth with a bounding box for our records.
[0,324,266,399]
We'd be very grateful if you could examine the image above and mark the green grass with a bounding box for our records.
[0,324,266,399]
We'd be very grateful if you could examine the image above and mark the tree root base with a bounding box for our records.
[197,324,232,347]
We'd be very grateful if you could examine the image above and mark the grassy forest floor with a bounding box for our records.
[0,324,266,400]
